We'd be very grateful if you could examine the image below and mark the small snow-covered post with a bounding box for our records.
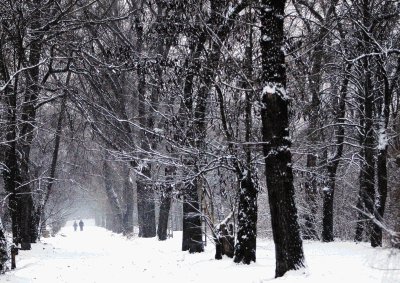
[260,0,305,277]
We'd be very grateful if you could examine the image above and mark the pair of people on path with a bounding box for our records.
[73,220,84,231]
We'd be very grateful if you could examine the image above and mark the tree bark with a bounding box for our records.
[157,166,174,241]
[182,181,204,253]
[303,37,323,241]
[136,167,157,238]
[354,61,375,243]
[322,63,351,242]
[134,9,157,238]
[260,0,305,277]
[103,153,124,234]
[234,172,258,264]
[184,0,251,254]
[1,38,21,246]
[179,30,206,253]
[18,0,46,248]
[233,13,258,263]
[122,164,134,234]
[370,59,394,247]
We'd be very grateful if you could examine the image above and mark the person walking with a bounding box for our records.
[73,221,78,231]
[79,220,84,231]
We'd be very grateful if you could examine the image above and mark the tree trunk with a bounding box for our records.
[322,167,336,242]
[38,75,69,238]
[2,83,21,245]
[0,219,7,273]
[103,154,124,234]
[122,164,133,234]
[371,60,392,247]
[260,0,305,277]
[134,11,156,238]
[157,188,172,241]
[157,166,173,241]
[234,172,258,264]
[180,0,250,254]
[136,168,157,238]
[370,149,387,246]
[182,181,204,253]
[2,46,23,246]
[179,32,206,253]
[355,57,375,243]
[321,63,350,242]
[392,157,400,248]
[303,39,323,241]
[303,155,319,240]
[234,18,258,262]
[18,0,45,248]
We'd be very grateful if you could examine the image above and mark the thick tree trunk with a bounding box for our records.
[136,167,156,238]
[321,63,350,242]
[122,165,134,235]
[0,42,10,271]
[157,188,172,241]
[233,10,259,264]
[355,57,375,243]
[260,0,305,277]
[322,167,336,242]
[180,0,250,254]
[371,60,392,247]
[182,181,204,253]
[392,157,400,248]
[103,154,124,234]
[234,172,258,264]
[157,166,174,241]
[3,87,21,245]
[135,12,156,238]
[301,0,340,242]
[371,149,387,246]
[2,48,23,245]
[303,39,323,241]
[18,0,45,247]
[179,32,206,253]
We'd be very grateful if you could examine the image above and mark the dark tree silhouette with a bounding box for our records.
[260,0,305,277]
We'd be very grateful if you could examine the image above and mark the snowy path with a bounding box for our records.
[3,219,400,283]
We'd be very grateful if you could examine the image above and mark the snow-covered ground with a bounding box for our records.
[2,219,399,283]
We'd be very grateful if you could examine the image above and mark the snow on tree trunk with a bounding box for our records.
[371,148,388,247]
[260,0,305,278]
[234,171,258,264]
[371,62,392,247]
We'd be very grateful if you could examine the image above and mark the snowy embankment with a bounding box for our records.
[3,219,399,283]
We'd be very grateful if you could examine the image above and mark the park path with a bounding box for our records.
[3,219,271,282]
[2,219,399,283]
